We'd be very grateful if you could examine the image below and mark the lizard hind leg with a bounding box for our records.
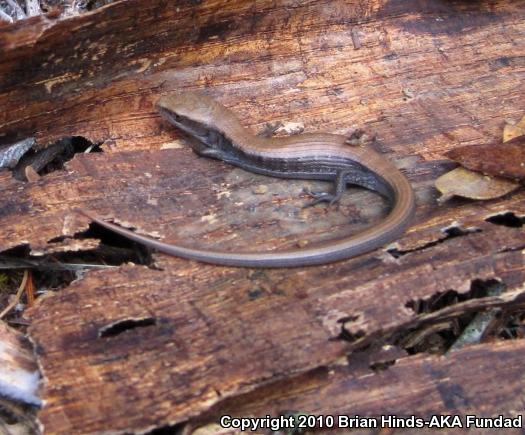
[303,170,351,208]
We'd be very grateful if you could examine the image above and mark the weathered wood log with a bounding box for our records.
[0,0,523,433]
[194,339,525,435]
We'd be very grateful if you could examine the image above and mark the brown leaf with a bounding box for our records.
[435,167,519,202]
[444,135,525,181]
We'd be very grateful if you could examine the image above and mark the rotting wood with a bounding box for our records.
[24,213,525,433]
[192,339,525,435]
[0,0,523,433]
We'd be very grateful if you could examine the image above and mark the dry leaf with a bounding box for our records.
[437,113,524,201]
[444,135,525,181]
[503,114,525,142]
[435,167,519,202]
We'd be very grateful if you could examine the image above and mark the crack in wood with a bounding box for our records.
[486,211,525,228]
[405,278,505,315]
[99,317,157,338]
[10,136,102,182]
[334,278,525,358]
[387,224,481,258]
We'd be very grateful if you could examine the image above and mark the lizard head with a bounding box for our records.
[156,93,228,149]
[156,93,222,131]
[156,93,243,156]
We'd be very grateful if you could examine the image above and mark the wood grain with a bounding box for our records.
[198,339,525,435]
[0,0,523,433]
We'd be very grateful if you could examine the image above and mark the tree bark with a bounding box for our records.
[0,0,523,433]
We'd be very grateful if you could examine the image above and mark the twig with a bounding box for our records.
[0,256,116,271]
[25,271,35,307]
[448,281,505,352]
[348,286,525,351]
[0,270,28,319]
[398,322,451,349]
